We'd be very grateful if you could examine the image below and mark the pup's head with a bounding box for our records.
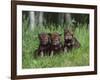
[64,29,73,41]
[50,32,61,45]
[38,33,50,45]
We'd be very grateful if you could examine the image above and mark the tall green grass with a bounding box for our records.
[22,17,89,68]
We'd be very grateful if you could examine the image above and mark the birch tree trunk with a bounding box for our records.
[29,11,35,30]
[38,12,43,27]
[65,13,72,25]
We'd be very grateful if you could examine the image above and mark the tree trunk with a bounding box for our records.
[38,12,43,27]
[58,13,64,26]
[65,13,72,25]
[29,11,35,30]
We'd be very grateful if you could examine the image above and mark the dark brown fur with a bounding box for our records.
[49,32,63,56]
[37,33,50,57]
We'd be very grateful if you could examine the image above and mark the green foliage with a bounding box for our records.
[22,19,89,68]
[71,14,89,24]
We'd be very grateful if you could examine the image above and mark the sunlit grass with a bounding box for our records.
[22,18,89,68]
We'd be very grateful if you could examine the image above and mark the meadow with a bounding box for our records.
[22,18,89,69]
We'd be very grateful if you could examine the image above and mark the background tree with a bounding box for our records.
[22,11,89,30]
[29,11,35,30]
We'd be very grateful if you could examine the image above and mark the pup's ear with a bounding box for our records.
[69,28,75,35]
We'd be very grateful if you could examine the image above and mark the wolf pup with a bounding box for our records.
[64,29,80,52]
[49,32,62,56]
[38,32,50,57]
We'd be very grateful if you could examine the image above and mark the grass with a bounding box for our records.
[22,18,89,68]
